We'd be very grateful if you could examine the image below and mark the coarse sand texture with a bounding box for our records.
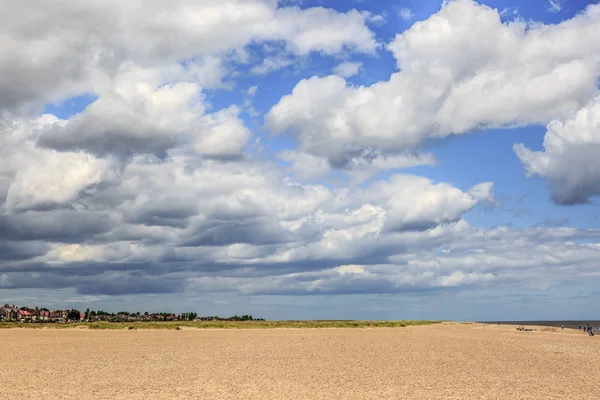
[0,323,598,399]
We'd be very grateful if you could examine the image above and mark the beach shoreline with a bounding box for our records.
[1,322,597,399]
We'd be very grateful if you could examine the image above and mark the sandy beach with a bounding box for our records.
[1,323,598,399]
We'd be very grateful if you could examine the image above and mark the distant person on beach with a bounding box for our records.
[561,325,564,330]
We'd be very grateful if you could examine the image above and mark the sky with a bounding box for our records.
[1,0,599,321]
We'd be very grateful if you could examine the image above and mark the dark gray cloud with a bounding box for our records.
[0,266,184,296]
[39,124,177,160]
[0,224,599,303]
[181,216,321,247]
[0,211,117,242]
[122,204,197,229]
[0,271,78,290]
[0,241,50,261]
[550,177,600,206]
[76,277,184,296]
[382,219,447,234]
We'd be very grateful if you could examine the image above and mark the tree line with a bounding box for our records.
[81,309,262,321]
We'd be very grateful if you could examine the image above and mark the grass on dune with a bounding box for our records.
[0,320,441,330]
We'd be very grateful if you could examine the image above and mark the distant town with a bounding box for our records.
[0,303,263,323]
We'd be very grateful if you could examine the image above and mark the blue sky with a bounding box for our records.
[2,0,600,320]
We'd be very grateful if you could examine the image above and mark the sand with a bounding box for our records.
[0,323,598,399]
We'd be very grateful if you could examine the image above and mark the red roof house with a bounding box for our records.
[17,309,32,321]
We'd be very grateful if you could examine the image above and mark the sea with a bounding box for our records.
[480,320,600,330]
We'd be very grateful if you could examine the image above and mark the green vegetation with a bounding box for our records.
[0,320,440,330]
[67,309,81,320]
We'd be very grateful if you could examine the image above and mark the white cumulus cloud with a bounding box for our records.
[266,0,600,164]
[514,95,600,205]
[333,62,363,78]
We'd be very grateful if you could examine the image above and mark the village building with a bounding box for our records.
[29,307,41,321]
[0,304,18,321]
[1,306,11,320]
[17,308,32,322]
[39,308,50,321]
[50,311,62,321]
[2,303,236,324]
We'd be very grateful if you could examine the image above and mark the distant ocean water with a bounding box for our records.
[480,320,600,330]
